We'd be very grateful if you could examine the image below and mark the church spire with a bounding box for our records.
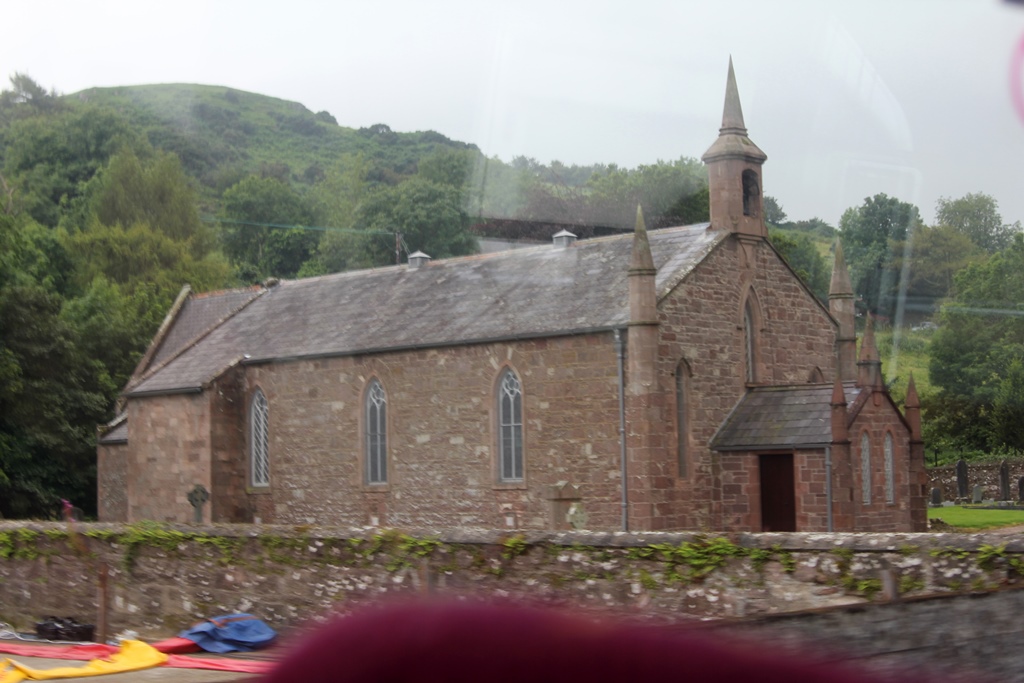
[629,204,655,274]
[829,240,853,296]
[628,204,657,327]
[830,372,849,446]
[702,58,767,238]
[857,314,883,390]
[830,240,857,382]
[721,56,746,134]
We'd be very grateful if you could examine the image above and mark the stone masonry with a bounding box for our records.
[1,523,1023,681]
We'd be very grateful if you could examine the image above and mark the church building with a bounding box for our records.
[97,62,927,532]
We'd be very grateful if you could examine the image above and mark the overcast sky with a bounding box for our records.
[4,0,1024,227]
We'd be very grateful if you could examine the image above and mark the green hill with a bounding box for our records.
[74,83,478,203]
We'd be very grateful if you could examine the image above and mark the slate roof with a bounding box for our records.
[711,382,862,451]
[98,415,128,444]
[127,224,721,397]
[147,287,263,370]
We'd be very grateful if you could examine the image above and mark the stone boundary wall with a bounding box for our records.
[2,523,1024,679]
[717,590,1024,682]
[930,461,1024,502]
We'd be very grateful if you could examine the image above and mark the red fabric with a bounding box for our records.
[151,637,201,654]
[0,641,274,674]
[0,644,114,661]
[165,654,273,673]
[262,601,934,683]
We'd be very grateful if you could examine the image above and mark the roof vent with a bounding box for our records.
[552,230,577,248]
[408,251,431,269]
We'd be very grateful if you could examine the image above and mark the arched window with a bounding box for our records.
[676,360,690,477]
[250,389,270,487]
[742,169,760,217]
[743,295,761,384]
[365,379,387,484]
[498,369,523,482]
[860,431,872,505]
[884,432,895,504]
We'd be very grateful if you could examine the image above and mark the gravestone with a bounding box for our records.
[187,484,209,523]
[930,487,942,506]
[566,502,589,530]
[956,459,969,499]
[1019,476,1024,503]
[1000,460,1011,501]
[972,484,984,504]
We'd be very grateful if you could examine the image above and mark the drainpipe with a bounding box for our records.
[615,329,629,532]
[825,446,834,532]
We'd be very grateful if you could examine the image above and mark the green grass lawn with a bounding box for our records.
[928,506,1024,530]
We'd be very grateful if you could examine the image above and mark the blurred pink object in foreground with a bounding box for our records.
[262,600,930,683]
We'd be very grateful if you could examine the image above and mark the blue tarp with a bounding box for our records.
[179,614,277,653]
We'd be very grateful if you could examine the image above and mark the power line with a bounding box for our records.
[202,215,392,236]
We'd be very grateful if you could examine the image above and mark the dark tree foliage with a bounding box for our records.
[220,175,318,279]
[785,218,835,238]
[583,158,708,228]
[0,284,110,518]
[355,177,477,266]
[928,233,1024,454]
[314,111,337,125]
[769,229,830,302]
[92,149,210,245]
[0,212,111,517]
[0,73,61,123]
[2,102,137,226]
[935,192,1020,254]
[890,224,983,305]
[763,195,787,225]
[838,193,922,317]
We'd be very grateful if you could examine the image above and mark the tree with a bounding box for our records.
[0,283,109,517]
[892,224,983,304]
[787,218,835,238]
[304,154,372,275]
[60,277,164,394]
[0,73,59,124]
[220,176,317,279]
[763,196,787,225]
[585,158,707,228]
[63,218,231,299]
[93,149,209,244]
[768,229,829,302]
[417,148,475,190]
[991,357,1024,452]
[0,212,112,517]
[935,192,1019,254]
[838,194,922,317]
[355,177,477,267]
[929,233,1024,453]
[2,103,137,226]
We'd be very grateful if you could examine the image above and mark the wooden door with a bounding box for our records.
[759,454,796,532]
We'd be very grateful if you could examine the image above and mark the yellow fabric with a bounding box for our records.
[0,640,168,682]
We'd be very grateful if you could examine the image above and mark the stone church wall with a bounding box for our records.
[96,442,128,522]
[849,399,916,532]
[122,393,214,523]
[656,236,838,530]
[236,333,625,530]
[209,367,248,522]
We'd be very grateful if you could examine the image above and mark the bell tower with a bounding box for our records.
[701,58,768,238]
